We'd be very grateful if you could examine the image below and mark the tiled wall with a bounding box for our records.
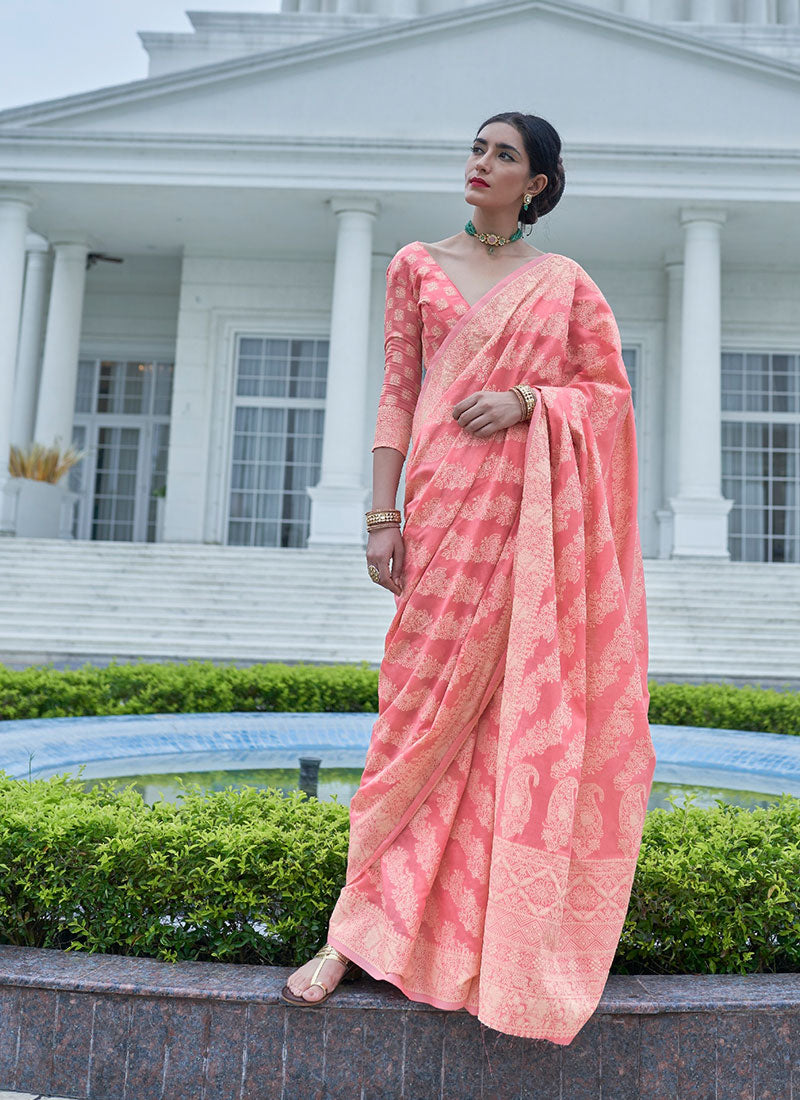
[1,946,799,1099]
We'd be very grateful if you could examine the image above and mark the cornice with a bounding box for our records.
[1,132,798,200]
[0,130,798,163]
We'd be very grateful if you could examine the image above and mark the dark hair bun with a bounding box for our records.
[476,111,565,226]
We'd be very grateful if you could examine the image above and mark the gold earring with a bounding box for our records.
[523,192,533,211]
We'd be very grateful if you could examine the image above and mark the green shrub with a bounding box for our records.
[616,793,800,975]
[2,770,800,974]
[0,770,349,966]
[646,680,800,736]
[0,660,798,734]
[0,660,379,721]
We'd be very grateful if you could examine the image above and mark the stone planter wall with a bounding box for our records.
[0,945,797,1099]
[5,477,77,538]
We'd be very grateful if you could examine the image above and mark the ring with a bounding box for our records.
[367,564,381,583]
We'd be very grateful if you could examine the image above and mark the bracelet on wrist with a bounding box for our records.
[510,387,527,421]
[509,384,537,422]
[366,508,402,532]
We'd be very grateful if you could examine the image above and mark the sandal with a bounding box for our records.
[281,943,362,1007]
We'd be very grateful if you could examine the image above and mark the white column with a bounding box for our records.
[12,234,51,448]
[744,0,770,21]
[693,0,718,21]
[668,208,733,558]
[0,188,34,535]
[307,196,379,547]
[623,0,650,18]
[655,256,683,559]
[33,237,89,452]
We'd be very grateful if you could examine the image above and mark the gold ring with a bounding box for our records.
[367,564,381,583]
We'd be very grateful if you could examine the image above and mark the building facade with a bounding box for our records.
[1,0,799,564]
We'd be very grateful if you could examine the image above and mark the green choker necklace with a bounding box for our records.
[465,219,523,254]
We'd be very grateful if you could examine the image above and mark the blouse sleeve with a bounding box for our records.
[372,248,423,459]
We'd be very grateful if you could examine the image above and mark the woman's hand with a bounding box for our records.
[452,390,524,437]
[366,527,404,595]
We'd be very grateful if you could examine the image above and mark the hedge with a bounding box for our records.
[0,660,798,734]
[1,770,799,975]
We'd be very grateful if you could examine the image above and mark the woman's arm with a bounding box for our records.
[366,251,423,596]
[371,446,405,512]
[367,446,405,595]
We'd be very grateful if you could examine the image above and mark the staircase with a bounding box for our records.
[0,538,797,686]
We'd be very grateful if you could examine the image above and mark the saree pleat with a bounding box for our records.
[326,246,656,1045]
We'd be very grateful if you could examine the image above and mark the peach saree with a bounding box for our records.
[326,243,656,1045]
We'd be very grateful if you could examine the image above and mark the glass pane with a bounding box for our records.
[74,360,95,413]
[91,425,139,541]
[228,346,327,547]
[123,362,147,415]
[723,412,800,564]
[153,363,174,416]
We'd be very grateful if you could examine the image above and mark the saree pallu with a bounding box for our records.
[327,254,656,1045]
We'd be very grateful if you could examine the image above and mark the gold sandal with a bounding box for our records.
[280,943,362,1007]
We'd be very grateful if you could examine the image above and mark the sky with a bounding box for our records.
[0,0,282,111]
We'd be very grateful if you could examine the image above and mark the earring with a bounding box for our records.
[523,192,533,210]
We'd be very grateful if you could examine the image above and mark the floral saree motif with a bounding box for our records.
[326,246,656,1045]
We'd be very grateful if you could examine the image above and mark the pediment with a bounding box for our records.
[1,0,798,150]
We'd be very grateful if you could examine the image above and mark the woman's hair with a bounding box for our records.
[475,110,565,227]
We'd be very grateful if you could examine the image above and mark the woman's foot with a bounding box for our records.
[284,947,352,1003]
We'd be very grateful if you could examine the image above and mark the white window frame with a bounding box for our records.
[205,311,331,546]
[71,345,174,543]
[721,343,800,563]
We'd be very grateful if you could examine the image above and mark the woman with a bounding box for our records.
[282,110,656,1046]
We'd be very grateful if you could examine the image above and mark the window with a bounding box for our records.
[227,336,328,547]
[721,351,800,563]
[71,358,174,542]
[622,346,639,414]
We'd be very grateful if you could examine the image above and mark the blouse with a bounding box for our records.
[372,242,473,459]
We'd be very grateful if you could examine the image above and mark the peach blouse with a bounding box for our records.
[372,241,474,459]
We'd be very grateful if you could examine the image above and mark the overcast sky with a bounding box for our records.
[1,0,282,111]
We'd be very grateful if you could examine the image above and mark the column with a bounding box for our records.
[744,0,770,21]
[623,0,650,18]
[307,196,379,547]
[33,236,89,452]
[668,208,733,558]
[0,187,34,535]
[655,256,682,559]
[12,234,51,448]
[692,0,718,21]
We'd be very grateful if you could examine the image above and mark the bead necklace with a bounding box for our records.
[464,219,523,255]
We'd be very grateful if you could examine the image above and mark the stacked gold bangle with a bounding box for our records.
[365,508,401,532]
[510,384,538,422]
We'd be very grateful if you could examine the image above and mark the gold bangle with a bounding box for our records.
[510,384,537,421]
[510,387,528,421]
[366,509,401,533]
[366,508,401,524]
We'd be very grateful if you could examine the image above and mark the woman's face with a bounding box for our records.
[465,121,547,213]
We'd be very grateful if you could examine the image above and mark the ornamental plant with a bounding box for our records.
[8,441,86,484]
[0,770,799,975]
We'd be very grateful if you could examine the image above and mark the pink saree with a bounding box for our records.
[326,243,656,1045]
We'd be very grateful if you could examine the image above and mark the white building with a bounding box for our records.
[0,0,799,677]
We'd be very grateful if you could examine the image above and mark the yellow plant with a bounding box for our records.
[8,441,87,484]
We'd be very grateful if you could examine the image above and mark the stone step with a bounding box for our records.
[0,630,793,663]
[0,540,797,681]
